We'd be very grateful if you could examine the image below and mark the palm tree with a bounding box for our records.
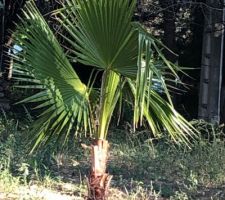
[12,1,197,199]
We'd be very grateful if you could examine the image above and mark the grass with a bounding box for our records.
[1,114,225,199]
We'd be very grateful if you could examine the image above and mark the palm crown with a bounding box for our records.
[12,0,197,151]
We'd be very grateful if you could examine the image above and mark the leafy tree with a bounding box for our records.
[13,0,197,199]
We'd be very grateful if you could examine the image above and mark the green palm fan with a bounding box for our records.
[13,1,197,199]
[13,2,91,150]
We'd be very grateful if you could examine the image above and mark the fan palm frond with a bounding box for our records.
[13,0,198,149]
[13,2,91,150]
[59,0,138,76]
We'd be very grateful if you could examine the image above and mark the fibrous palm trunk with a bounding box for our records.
[87,139,112,200]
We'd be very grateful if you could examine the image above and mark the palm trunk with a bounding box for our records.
[87,139,112,200]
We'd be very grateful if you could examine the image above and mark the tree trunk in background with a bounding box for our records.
[0,0,9,110]
[88,139,112,200]
[0,0,26,110]
[198,0,225,123]
[0,0,4,72]
[1,0,26,76]
[159,0,179,107]
[159,0,177,63]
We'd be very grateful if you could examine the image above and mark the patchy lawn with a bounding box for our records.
[1,118,225,199]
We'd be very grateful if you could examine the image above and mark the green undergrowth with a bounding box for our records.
[1,115,225,199]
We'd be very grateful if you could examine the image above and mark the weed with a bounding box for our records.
[170,191,189,200]
[0,169,20,194]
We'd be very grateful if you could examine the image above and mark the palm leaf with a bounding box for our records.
[58,0,138,77]
[12,2,91,151]
[128,80,198,145]
[59,0,194,139]
[132,22,188,129]
[58,0,138,139]
[97,70,124,139]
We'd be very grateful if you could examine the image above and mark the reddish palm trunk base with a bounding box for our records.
[87,139,112,200]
